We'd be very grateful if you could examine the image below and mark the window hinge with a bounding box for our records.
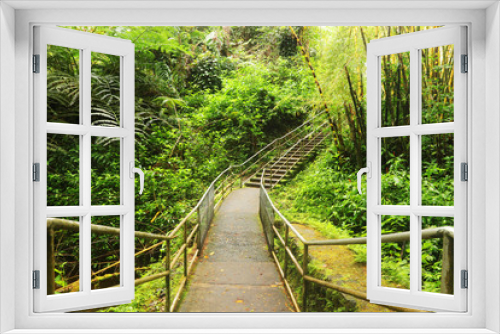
[461,162,468,182]
[33,163,40,182]
[33,270,40,289]
[33,54,40,73]
[461,270,468,289]
[461,54,468,73]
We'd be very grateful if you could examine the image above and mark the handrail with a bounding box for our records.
[306,226,454,246]
[259,172,454,312]
[47,218,170,241]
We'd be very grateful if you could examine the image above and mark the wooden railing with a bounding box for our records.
[259,172,454,312]
[46,111,331,312]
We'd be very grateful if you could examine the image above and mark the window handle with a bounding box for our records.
[357,162,372,195]
[130,162,145,195]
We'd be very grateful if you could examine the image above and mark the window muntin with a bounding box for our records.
[33,26,136,313]
[366,26,467,312]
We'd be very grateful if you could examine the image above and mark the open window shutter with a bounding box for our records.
[366,26,467,312]
[33,26,135,312]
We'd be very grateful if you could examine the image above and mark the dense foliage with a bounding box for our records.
[46,25,455,311]
[46,26,316,304]
[273,26,455,294]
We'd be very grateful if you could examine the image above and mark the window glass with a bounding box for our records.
[91,216,121,290]
[381,52,410,127]
[381,136,410,205]
[421,45,454,124]
[47,134,80,206]
[47,216,81,295]
[91,137,121,205]
[47,45,80,124]
[380,215,410,290]
[91,52,121,127]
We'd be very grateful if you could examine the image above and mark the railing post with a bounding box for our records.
[302,244,309,312]
[166,239,171,312]
[441,233,454,294]
[47,227,56,295]
[277,138,281,159]
[239,167,243,188]
[269,168,273,189]
[184,223,188,277]
[284,225,289,279]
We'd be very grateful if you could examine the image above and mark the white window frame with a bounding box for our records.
[33,26,136,312]
[0,2,499,333]
[366,26,467,312]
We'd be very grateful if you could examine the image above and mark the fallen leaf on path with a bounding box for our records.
[236,299,244,304]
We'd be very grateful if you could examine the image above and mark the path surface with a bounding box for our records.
[179,188,292,312]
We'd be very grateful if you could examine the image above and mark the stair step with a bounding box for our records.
[262,169,286,175]
[245,182,269,188]
[259,174,285,179]
[279,154,305,159]
[294,144,323,148]
[270,161,297,166]
[272,157,300,162]
[243,135,327,189]
[271,162,298,167]
[288,147,321,153]
[250,174,286,182]
[263,171,286,176]
[272,161,300,166]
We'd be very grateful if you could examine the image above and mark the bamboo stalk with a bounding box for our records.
[344,102,363,169]
[288,26,345,152]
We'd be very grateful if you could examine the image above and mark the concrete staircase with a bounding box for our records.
[244,132,327,189]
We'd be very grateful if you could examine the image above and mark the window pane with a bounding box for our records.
[91,216,121,290]
[380,215,410,290]
[421,217,454,295]
[380,52,410,127]
[421,134,454,206]
[47,45,80,124]
[421,45,454,124]
[91,137,121,205]
[381,136,410,205]
[47,217,80,295]
[47,134,80,206]
[91,52,121,127]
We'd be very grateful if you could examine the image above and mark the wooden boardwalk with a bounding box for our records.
[179,188,292,312]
